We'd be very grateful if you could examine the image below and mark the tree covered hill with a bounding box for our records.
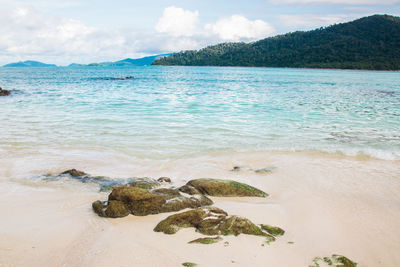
[153,15,400,70]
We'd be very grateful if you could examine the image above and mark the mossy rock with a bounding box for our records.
[105,200,130,218]
[260,224,285,236]
[61,169,87,177]
[310,254,357,267]
[182,262,197,267]
[154,207,227,234]
[93,185,213,218]
[152,188,181,197]
[130,177,160,189]
[186,178,268,197]
[179,184,202,195]
[154,207,272,239]
[108,186,167,216]
[189,236,222,244]
[92,200,107,217]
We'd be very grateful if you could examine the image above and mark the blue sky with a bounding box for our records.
[0,0,399,65]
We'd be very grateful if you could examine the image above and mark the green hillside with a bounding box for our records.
[153,15,400,70]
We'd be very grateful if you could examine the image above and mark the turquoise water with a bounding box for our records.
[0,66,399,160]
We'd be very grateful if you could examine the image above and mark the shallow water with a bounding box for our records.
[0,66,399,162]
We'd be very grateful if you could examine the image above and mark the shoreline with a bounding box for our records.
[1,151,399,266]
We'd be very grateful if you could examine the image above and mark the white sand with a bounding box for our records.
[0,151,399,266]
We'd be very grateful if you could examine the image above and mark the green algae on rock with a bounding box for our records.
[130,177,160,189]
[260,224,285,236]
[185,178,268,197]
[92,186,214,218]
[310,254,357,267]
[182,262,197,267]
[188,236,222,244]
[154,207,275,240]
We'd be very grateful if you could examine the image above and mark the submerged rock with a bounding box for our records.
[92,185,213,218]
[185,178,268,197]
[61,169,87,177]
[154,207,275,240]
[189,236,222,244]
[0,87,11,96]
[260,224,285,236]
[254,167,276,174]
[311,255,357,267]
[182,263,197,267]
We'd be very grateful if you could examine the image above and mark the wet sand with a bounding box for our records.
[0,151,399,266]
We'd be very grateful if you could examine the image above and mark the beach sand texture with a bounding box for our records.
[0,151,399,266]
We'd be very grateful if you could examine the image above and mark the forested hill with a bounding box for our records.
[152,15,400,70]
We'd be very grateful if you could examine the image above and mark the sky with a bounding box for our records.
[0,0,399,65]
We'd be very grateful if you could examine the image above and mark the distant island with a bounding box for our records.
[3,54,171,68]
[153,14,400,70]
[3,60,57,68]
[68,54,171,67]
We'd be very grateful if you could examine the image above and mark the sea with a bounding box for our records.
[0,66,399,172]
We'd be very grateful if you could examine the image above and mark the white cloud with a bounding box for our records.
[278,14,356,28]
[205,15,275,42]
[155,6,199,37]
[269,0,399,4]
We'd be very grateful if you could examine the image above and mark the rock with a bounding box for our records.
[152,188,181,197]
[254,167,276,174]
[130,177,160,189]
[182,262,197,267]
[105,200,130,218]
[230,166,241,171]
[186,178,268,197]
[154,207,274,239]
[260,224,285,236]
[108,186,166,216]
[92,200,107,217]
[188,236,222,244]
[178,184,202,195]
[61,169,87,177]
[92,186,214,218]
[0,87,11,96]
[157,177,171,183]
[311,255,357,267]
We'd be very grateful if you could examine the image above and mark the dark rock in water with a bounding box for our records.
[182,263,197,267]
[231,166,241,171]
[0,87,11,96]
[110,76,134,80]
[157,177,171,183]
[311,255,357,267]
[188,236,222,244]
[185,178,268,197]
[61,169,87,177]
[154,207,274,240]
[130,177,160,189]
[260,224,285,236]
[92,185,214,218]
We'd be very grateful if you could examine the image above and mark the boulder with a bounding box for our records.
[154,207,274,240]
[92,186,213,218]
[185,178,268,197]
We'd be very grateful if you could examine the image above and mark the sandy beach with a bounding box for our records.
[1,151,399,266]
